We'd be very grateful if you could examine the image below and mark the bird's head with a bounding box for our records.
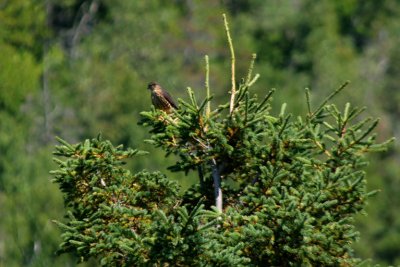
[147,81,159,91]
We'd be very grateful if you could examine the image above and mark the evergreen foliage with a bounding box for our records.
[2,1,399,266]
[51,15,392,266]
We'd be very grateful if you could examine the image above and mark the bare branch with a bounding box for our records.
[71,1,99,57]
[223,14,236,114]
[205,55,211,117]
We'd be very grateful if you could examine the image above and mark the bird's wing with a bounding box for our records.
[163,90,178,109]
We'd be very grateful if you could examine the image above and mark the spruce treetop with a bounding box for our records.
[52,14,393,266]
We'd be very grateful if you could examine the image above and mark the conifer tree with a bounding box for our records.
[51,14,393,266]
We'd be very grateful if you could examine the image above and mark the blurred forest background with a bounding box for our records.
[0,0,399,266]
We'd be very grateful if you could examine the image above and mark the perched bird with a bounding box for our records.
[147,82,178,113]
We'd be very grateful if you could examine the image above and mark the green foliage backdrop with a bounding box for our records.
[0,1,399,266]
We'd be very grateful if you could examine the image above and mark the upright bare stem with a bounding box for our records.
[205,55,211,117]
[223,14,236,114]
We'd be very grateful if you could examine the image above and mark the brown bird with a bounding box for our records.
[147,82,178,113]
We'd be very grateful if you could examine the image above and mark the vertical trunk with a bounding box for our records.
[210,158,222,212]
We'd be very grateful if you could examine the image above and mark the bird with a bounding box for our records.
[147,82,178,113]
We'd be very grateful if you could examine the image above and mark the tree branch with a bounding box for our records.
[223,14,236,114]
[71,0,99,57]
[205,55,211,117]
